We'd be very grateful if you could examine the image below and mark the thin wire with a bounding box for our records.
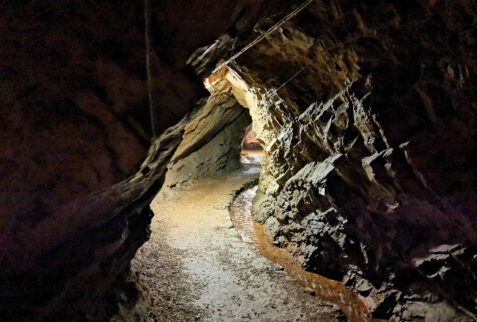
[211,0,314,74]
[266,66,306,99]
[145,0,157,137]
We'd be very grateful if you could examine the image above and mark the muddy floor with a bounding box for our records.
[132,166,344,321]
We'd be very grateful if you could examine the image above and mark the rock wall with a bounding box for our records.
[162,95,251,192]
[0,0,269,319]
[203,0,476,320]
[1,0,475,320]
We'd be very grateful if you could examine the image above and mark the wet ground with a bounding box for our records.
[132,165,345,321]
[230,187,373,322]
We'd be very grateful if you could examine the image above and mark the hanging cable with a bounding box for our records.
[211,0,314,74]
[266,66,306,99]
[145,0,157,138]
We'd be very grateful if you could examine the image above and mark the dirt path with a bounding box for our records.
[132,167,344,321]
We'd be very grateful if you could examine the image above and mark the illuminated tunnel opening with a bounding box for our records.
[240,124,264,166]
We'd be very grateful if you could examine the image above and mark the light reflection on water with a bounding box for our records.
[230,186,375,322]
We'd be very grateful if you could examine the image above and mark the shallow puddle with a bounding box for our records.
[230,186,374,322]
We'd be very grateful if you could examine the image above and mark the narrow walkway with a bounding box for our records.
[132,167,343,321]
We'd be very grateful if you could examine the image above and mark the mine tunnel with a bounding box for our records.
[240,124,264,166]
[0,0,476,321]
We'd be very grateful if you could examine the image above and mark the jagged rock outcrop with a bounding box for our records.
[162,94,251,192]
[203,0,476,320]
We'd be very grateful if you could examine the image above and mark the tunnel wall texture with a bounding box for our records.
[161,94,251,193]
[0,0,267,319]
[0,0,475,320]
[204,0,476,320]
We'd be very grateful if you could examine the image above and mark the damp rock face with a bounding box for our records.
[203,0,476,320]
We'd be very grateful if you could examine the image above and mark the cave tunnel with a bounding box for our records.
[240,124,264,166]
[0,0,476,321]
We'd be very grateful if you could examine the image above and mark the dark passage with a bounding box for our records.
[0,1,475,321]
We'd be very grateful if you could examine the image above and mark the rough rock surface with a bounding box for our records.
[162,94,251,192]
[1,0,476,320]
[203,0,476,320]
[0,0,269,319]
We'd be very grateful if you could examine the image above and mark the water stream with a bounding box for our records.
[230,186,376,322]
